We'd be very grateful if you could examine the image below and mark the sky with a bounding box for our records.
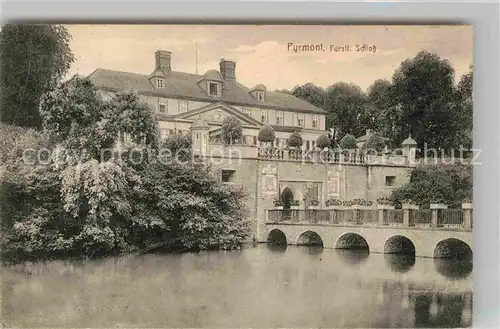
[66,25,473,92]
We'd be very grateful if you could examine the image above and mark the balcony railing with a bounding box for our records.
[257,147,369,164]
[267,207,472,230]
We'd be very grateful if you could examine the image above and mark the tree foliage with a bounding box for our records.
[0,25,75,129]
[324,82,372,137]
[258,124,275,143]
[291,83,326,109]
[1,78,250,264]
[362,132,386,153]
[339,133,357,150]
[287,131,303,148]
[391,164,472,208]
[221,115,243,144]
[316,134,331,149]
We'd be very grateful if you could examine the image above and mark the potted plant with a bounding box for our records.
[290,200,301,210]
[351,198,374,210]
[326,198,343,209]
[273,200,284,210]
[377,197,394,210]
[308,199,320,210]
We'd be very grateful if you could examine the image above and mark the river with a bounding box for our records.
[1,244,472,328]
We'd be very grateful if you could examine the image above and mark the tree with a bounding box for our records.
[362,132,386,154]
[316,134,331,149]
[1,25,75,129]
[287,131,303,148]
[391,164,472,208]
[391,51,457,150]
[367,79,400,145]
[258,124,275,144]
[323,82,371,136]
[339,133,357,150]
[160,133,192,162]
[454,66,473,150]
[221,115,243,144]
[291,83,326,109]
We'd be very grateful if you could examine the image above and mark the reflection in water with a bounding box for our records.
[434,258,473,279]
[336,249,370,265]
[384,253,416,273]
[2,245,472,328]
[266,242,287,253]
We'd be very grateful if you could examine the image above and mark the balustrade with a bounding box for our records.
[267,205,472,230]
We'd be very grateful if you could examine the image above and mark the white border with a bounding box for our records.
[1,1,499,328]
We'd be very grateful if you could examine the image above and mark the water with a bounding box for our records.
[1,244,472,328]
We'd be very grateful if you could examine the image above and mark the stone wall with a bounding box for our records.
[207,155,413,241]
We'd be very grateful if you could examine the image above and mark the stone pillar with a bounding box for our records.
[377,205,394,226]
[328,205,343,224]
[462,202,473,229]
[402,203,419,227]
[430,203,448,227]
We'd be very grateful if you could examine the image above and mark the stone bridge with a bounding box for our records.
[265,209,473,258]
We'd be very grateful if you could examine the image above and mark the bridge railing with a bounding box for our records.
[267,203,473,231]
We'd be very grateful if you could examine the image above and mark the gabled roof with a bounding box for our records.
[87,68,327,114]
[176,102,264,127]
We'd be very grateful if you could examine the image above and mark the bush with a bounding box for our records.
[287,131,303,148]
[258,124,275,143]
[160,133,192,162]
[221,116,243,144]
[339,134,357,150]
[363,131,386,153]
[316,134,331,149]
[390,164,472,208]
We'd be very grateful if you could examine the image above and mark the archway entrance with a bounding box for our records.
[281,187,294,210]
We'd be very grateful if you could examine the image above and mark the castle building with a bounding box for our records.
[88,50,328,150]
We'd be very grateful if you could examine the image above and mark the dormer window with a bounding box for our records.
[156,78,165,88]
[256,91,265,101]
[208,82,221,97]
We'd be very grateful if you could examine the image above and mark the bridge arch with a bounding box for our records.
[335,233,369,251]
[384,235,416,255]
[296,230,323,247]
[267,229,287,246]
[433,238,472,259]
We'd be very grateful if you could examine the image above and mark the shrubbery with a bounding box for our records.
[0,76,251,264]
[221,116,243,144]
[339,134,357,150]
[316,134,331,149]
[390,164,472,208]
[258,124,275,144]
[287,131,303,148]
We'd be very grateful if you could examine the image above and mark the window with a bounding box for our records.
[221,169,236,183]
[276,111,284,125]
[256,91,265,101]
[312,115,319,129]
[208,82,220,96]
[305,140,310,150]
[297,114,304,127]
[158,98,167,113]
[156,78,165,88]
[160,129,168,139]
[312,140,316,149]
[243,108,252,117]
[260,110,268,123]
[385,176,396,187]
[179,100,189,113]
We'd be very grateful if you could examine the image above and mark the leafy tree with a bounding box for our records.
[287,131,303,148]
[339,133,357,150]
[454,66,473,150]
[324,82,371,136]
[258,124,275,144]
[391,51,456,150]
[0,25,75,129]
[291,83,326,109]
[391,164,472,208]
[362,131,386,153]
[160,133,192,162]
[367,79,400,145]
[275,89,291,94]
[221,115,243,144]
[316,134,331,149]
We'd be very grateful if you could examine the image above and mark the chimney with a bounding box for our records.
[219,59,236,81]
[155,50,171,72]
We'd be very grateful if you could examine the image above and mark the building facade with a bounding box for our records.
[88,50,328,150]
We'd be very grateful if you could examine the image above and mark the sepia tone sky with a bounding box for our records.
[66,25,473,92]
